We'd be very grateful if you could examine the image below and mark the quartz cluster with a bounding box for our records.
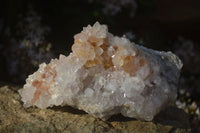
[19,22,183,121]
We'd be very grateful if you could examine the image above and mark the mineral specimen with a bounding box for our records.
[19,22,183,121]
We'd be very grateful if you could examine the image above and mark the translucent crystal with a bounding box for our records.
[19,22,183,121]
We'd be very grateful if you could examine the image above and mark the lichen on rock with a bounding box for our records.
[19,22,183,121]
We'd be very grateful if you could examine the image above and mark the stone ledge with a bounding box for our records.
[0,84,191,133]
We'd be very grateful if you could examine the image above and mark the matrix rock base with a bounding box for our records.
[0,84,191,133]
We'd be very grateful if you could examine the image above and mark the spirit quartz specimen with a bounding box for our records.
[19,22,183,121]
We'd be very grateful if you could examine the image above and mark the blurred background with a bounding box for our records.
[0,0,200,132]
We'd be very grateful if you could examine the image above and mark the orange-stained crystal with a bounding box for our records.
[73,35,148,74]
[32,66,57,102]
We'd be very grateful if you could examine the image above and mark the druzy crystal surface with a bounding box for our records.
[19,22,183,121]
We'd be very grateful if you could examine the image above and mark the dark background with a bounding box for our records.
[1,0,200,51]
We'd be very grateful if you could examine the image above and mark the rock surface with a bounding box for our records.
[0,84,191,133]
[19,22,182,121]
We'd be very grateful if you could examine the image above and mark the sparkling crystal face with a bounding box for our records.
[19,22,182,121]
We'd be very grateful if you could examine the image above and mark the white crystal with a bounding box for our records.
[19,22,183,121]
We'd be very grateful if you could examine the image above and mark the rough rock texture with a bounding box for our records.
[0,84,191,133]
[19,22,183,121]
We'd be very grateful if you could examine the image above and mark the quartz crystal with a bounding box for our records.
[19,22,183,121]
